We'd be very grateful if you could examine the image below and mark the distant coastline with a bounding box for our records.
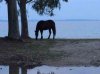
[0,19,100,22]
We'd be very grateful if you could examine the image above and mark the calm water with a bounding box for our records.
[1,65,100,74]
[0,20,100,39]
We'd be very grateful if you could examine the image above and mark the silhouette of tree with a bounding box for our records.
[17,0,32,39]
[5,0,20,39]
[32,0,68,16]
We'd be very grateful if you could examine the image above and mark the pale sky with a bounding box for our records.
[0,0,100,20]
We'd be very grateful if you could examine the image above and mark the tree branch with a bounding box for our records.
[0,0,2,2]
[17,0,20,6]
[26,0,32,4]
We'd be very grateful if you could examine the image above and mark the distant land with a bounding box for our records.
[0,19,100,22]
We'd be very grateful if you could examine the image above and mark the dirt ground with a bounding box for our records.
[43,39,100,66]
[0,38,100,67]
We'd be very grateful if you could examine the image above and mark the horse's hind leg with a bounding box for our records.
[40,30,43,39]
[53,34,55,39]
[48,29,51,39]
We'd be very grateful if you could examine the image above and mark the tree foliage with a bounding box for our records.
[32,0,68,16]
[0,0,2,2]
[17,0,68,16]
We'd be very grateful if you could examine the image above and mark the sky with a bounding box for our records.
[0,0,100,20]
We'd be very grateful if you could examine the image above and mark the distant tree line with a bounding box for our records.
[0,0,68,40]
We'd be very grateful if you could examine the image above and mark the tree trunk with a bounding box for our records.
[7,0,20,39]
[9,65,19,74]
[20,0,29,39]
[22,67,27,74]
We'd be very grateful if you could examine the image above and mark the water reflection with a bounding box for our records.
[0,66,9,74]
[9,65,28,74]
[21,67,27,74]
[27,65,100,74]
[9,65,19,74]
[1,65,100,74]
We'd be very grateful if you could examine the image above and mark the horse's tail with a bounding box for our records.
[52,23,56,37]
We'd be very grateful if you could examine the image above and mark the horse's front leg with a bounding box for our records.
[48,29,51,39]
[40,30,43,39]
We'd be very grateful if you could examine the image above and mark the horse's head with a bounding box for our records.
[35,30,38,40]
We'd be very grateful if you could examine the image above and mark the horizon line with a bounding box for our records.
[0,19,100,21]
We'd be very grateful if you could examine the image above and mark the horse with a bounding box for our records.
[35,20,56,40]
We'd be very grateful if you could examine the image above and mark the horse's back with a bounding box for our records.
[45,20,55,27]
[37,20,55,25]
[36,20,55,30]
[37,20,44,26]
[46,20,55,25]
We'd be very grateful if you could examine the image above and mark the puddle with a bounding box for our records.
[1,65,100,74]
[28,65,100,74]
[0,66,9,74]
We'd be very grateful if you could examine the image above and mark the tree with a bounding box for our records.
[17,0,32,39]
[5,0,20,39]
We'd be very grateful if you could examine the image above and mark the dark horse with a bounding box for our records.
[35,20,56,40]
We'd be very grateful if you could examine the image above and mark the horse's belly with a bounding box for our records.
[40,27,49,30]
[43,28,48,30]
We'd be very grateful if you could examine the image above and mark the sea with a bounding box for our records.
[0,20,100,39]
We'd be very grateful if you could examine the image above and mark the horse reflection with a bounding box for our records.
[35,20,56,40]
